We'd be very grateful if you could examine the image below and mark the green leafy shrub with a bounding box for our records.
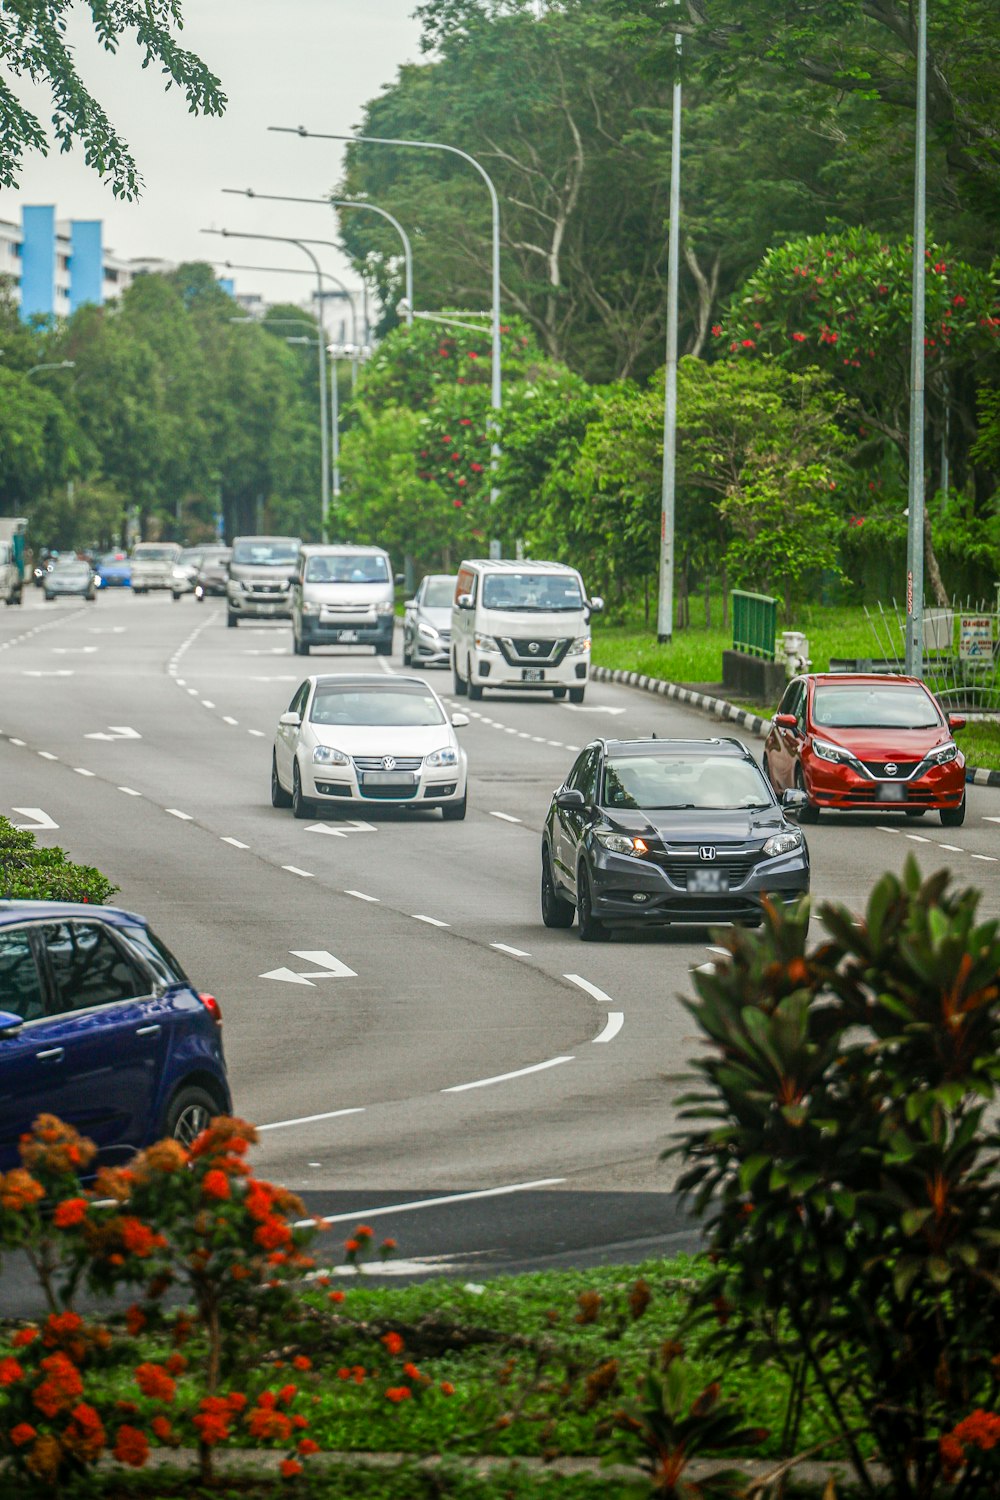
[672,858,1000,1499]
[0,817,118,904]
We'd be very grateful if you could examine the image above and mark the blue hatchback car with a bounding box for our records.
[95,552,132,589]
[0,902,232,1170]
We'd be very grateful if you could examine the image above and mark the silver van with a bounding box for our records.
[291,545,398,657]
[226,535,301,627]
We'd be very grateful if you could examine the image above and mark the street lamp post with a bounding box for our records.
[202,228,330,540]
[905,0,928,678]
[657,0,682,645]
[223,187,414,326]
[270,124,503,510]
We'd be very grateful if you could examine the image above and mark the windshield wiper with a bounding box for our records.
[647,803,699,810]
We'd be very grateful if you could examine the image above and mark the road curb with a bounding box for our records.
[589,664,1000,787]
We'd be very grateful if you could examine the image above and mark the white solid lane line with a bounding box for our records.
[489,811,522,824]
[491,942,530,957]
[297,1177,567,1229]
[345,890,380,902]
[593,1012,624,1043]
[282,865,315,878]
[221,837,249,849]
[563,973,616,1005]
[259,1107,365,1133]
[412,914,450,927]
[166,809,192,820]
[442,1056,574,1093]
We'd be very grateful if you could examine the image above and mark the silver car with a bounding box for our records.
[403,574,456,668]
[44,558,97,602]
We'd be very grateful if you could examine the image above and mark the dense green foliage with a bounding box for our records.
[0,815,118,904]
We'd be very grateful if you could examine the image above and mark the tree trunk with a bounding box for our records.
[924,515,949,607]
[704,571,711,629]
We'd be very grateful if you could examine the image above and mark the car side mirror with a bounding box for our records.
[456,592,474,611]
[948,714,966,731]
[555,787,587,810]
[781,788,809,810]
[394,573,405,585]
[588,596,604,615]
[404,598,416,609]
[278,711,301,727]
[451,712,469,728]
[774,712,800,731]
[0,1011,24,1039]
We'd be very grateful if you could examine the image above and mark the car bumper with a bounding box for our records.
[472,651,589,689]
[588,848,810,925]
[299,617,394,646]
[303,761,466,807]
[228,592,292,618]
[410,637,450,666]
[802,758,965,810]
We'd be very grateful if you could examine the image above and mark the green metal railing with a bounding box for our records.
[732,590,777,661]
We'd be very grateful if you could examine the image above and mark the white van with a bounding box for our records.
[450,558,602,703]
[290,544,397,657]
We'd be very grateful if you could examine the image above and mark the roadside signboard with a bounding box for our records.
[959,616,993,661]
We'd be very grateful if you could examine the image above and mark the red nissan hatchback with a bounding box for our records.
[763,674,967,826]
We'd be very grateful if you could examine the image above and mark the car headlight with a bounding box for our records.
[426,746,458,768]
[418,622,440,641]
[926,741,958,766]
[474,632,500,652]
[811,737,857,765]
[567,635,591,656]
[312,746,350,766]
[595,831,649,856]
[763,830,803,858]
[302,601,321,615]
[375,601,395,616]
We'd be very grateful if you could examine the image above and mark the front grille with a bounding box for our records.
[498,637,571,667]
[859,760,920,780]
[359,785,418,801]
[353,756,422,772]
[246,582,285,595]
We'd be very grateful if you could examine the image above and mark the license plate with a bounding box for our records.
[521,668,545,682]
[253,603,281,614]
[688,868,729,894]
[876,783,907,802]
[338,630,358,642]
[362,770,415,787]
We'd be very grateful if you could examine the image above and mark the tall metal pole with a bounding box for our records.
[222,189,415,326]
[329,349,341,535]
[905,0,927,678]
[202,228,329,541]
[657,5,682,644]
[270,126,502,502]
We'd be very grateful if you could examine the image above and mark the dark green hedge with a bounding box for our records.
[0,815,119,904]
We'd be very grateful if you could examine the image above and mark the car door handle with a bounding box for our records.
[36,1047,65,1062]
[136,1025,161,1037]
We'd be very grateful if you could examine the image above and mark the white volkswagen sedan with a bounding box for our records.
[271,674,469,821]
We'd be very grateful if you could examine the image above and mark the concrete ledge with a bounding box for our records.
[589,664,1000,787]
[722,649,786,705]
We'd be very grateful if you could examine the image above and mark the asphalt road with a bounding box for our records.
[1,587,997,1291]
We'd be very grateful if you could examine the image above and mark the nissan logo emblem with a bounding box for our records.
[884,762,898,777]
[699,846,717,861]
[528,642,540,654]
[382,755,396,771]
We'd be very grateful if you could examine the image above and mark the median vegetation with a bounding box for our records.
[0,816,118,905]
[1,861,998,1496]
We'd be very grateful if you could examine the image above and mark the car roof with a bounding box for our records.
[0,900,146,927]
[299,543,389,556]
[799,673,925,688]
[599,737,754,757]
[457,559,580,574]
[307,674,434,689]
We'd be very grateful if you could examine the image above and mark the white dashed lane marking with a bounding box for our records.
[221,837,249,849]
[489,811,522,824]
[593,1012,624,1043]
[344,890,379,903]
[412,914,449,928]
[442,1057,574,1093]
[166,808,192,820]
[490,943,530,958]
[282,865,314,878]
[118,787,142,797]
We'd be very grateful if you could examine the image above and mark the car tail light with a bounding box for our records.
[198,993,223,1026]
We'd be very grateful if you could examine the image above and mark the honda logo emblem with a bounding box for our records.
[382,756,396,771]
[884,762,898,776]
[699,846,717,861]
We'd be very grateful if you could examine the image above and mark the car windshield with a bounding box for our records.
[423,578,456,607]
[232,541,299,566]
[54,560,89,575]
[132,546,178,561]
[98,554,126,567]
[305,554,389,584]
[482,572,584,612]
[602,755,772,811]
[812,684,942,730]
[309,683,445,728]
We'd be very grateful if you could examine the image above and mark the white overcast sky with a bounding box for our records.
[0,0,424,318]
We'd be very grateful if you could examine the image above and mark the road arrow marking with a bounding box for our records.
[11,807,59,832]
[561,704,627,714]
[22,670,74,677]
[290,950,358,978]
[260,966,316,986]
[306,821,377,838]
[52,647,98,655]
[85,725,142,741]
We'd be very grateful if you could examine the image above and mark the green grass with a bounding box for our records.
[959,719,1000,772]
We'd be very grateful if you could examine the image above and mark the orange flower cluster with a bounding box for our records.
[135,1362,177,1403]
[381,1331,404,1356]
[119,1216,167,1259]
[193,1394,232,1446]
[52,1196,88,1228]
[113,1423,149,1467]
[0,1168,45,1213]
[385,1386,412,1403]
[940,1409,1000,1477]
[33,1352,84,1418]
[19,1114,97,1179]
[64,1401,105,1462]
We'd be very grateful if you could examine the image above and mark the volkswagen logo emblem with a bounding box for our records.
[699,846,717,862]
[528,641,540,654]
[382,755,396,771]
[884,762,898,777]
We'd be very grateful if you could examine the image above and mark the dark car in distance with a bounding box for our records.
[0,901,232,1168]
[194,547,232,601]
[542,737,810,940]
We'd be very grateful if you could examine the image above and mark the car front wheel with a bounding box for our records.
[576,863,610,942]
[271,752,292,808]
[795,767,820,823]
[940,797,966,828]
[164,1085,219,1146]
[452,652,468,697]
[541,845,574,928]
[441,795,467,822]
[292,762,311,820]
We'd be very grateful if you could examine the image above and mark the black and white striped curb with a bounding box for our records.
[589,665,1000,788]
